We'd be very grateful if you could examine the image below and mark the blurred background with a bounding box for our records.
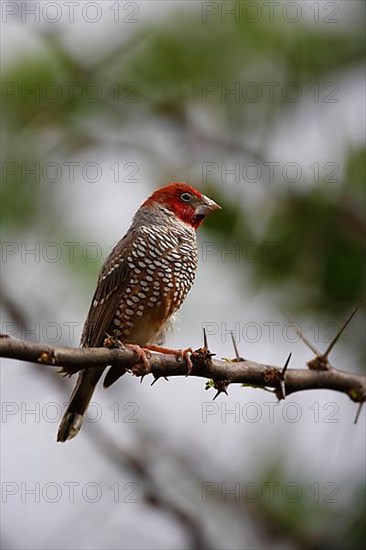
[1,1,365,548]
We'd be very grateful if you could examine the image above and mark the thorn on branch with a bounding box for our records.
[196,329,215,359]
[264,361,291,401]
[205,377,229,399]
[283,313,319,355]
[284,313,330,370]
[230,332,245,362]
[212,379,229,400]
[151,376,169,386]
[323,304,360,358]
[278,353,292,400]
[354,401,364,425]
[203,327,208,350]
[286,305,361,372]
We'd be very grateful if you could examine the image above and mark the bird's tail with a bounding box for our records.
[57,368,103,442]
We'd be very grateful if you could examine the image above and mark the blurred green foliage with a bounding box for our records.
[257,466,366,550]
[2,3,365,318]
[252,148,366,312]
[1,1,364,386]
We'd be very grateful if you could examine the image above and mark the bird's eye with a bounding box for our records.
[180,192,192,203]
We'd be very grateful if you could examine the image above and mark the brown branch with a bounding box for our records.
[1,334,365,405]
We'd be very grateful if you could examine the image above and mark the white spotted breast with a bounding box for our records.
[108,223,198,346]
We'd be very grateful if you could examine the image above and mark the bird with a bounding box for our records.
[57,182,221,442]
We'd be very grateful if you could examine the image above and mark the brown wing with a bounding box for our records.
[80,236,132,348]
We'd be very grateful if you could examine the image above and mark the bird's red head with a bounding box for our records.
[143,182,221,229]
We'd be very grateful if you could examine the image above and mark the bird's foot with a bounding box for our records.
[125,343,152,377]
[104,343,153,384]
[144,345,193,375]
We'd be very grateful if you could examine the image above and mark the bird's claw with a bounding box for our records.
[176,347,193,376]
[125,343,152,375]
[143,344,193,375]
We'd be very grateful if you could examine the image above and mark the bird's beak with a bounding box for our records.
[195,194,221,217]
